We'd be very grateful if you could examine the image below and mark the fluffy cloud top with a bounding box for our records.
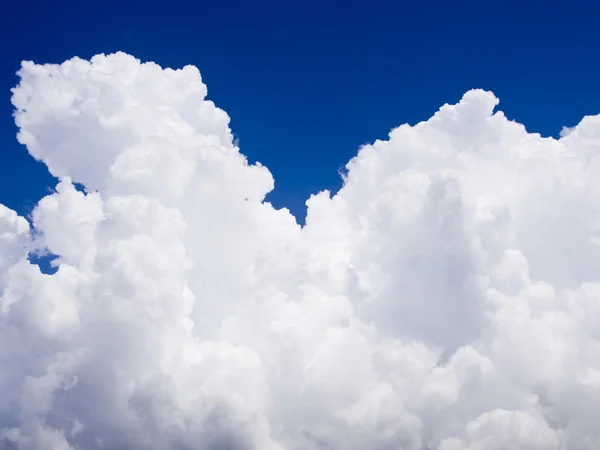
[2,52,600,449]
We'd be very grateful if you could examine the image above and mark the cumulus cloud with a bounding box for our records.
[1,52,600,449]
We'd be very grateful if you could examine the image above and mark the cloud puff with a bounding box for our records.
[2,52,600,449]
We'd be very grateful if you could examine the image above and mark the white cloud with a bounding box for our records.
[1,52,600,449]
[560,126,574,138]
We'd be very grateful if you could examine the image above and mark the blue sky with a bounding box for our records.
[1,0,599,222]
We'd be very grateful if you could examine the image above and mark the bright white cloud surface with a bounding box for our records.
[2,52,600,449]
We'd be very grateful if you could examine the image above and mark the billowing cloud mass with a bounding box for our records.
[2,52,600,450]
